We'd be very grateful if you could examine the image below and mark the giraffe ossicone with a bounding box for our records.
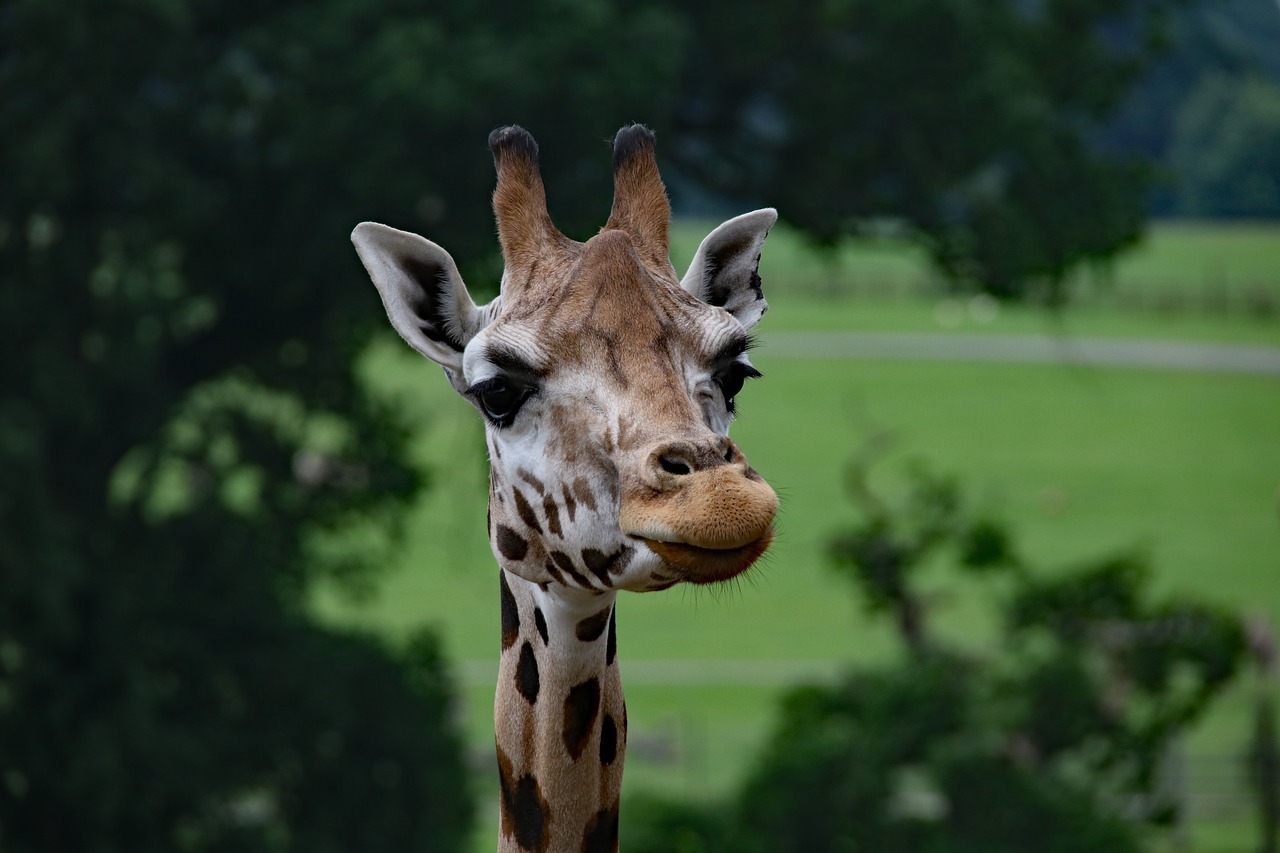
[352,124,779,853]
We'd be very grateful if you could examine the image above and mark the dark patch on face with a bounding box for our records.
[583,549,623,586]
[513,489,542,533]
[561,484,577,522]
[545,556,593,590]
[534,607,549,645]
[563,676,601,761]
[582,546,636,584]
[600,714,618,765]
[500,571,519,651]
[550,550,594,588]
[572,478,597,513]
[542,559,567,586]
[516,641,540,705]
[581,806,620,853]
[541,494,562,537]
[549,550,575,576]
[575,605,612,643]
[518,468,546,496]
[497,745,550,853]
[496,525,529,562]
[581,549,612,585]
[606,609,617,666]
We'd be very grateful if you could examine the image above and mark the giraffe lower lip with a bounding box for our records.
[639,530,773,584]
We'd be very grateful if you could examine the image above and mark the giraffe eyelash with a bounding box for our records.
[714,361,763,414]
[711,334,755,365]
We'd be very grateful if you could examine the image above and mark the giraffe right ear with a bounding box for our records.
[352,222,495,378]
[680,208,777,330]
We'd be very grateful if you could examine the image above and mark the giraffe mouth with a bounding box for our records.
[638,528,774,584]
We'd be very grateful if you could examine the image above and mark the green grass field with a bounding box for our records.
[313,220,1280,852]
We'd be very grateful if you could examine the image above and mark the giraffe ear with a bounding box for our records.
[680,208,777,330]
[352,222,494,378]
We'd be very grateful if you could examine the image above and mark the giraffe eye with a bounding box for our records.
[714,362,762,412]
[471,376,534,427]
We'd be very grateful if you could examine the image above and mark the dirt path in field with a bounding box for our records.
[759,331,1280,376]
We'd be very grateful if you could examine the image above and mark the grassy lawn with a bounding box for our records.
[314,220,1280,852]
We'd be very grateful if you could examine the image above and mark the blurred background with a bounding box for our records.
[2,0,1278,850]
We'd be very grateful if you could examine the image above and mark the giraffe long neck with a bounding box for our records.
[495,569,626,853]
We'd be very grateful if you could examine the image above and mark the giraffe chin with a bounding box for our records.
[640,528,773,585]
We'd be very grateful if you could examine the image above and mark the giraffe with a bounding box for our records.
[351,124,778,853]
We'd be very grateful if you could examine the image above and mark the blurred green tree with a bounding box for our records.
[625,445,1246,852]
[1169,72,1280,217]
[666,0,1177,301]
[1099,0,1280,215]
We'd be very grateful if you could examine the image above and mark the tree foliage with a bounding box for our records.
[1102,0,1280,217]
[626,447,1246,852]
[0,0,506,847]
[666,0,1175,300]
[1169,72,1280,218]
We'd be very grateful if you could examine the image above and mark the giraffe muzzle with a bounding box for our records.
[619,444,778,583]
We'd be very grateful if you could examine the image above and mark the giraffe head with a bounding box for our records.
[353,125,778,593]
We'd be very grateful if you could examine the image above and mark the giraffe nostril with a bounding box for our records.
[659,455,691,476]
[723,445,734,463]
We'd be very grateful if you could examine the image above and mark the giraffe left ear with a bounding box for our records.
[352,222,495,386]
[680,208,777,330]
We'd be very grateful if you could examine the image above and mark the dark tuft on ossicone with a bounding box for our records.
[489,125,540,162]
[611,124,656,169]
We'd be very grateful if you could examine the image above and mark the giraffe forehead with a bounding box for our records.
[484,266,743,371]
[480,305,741,398]
[484,227,743,368]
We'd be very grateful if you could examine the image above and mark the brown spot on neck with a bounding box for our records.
[581,806,620,853]
[496,745,551,853]
[500,571,519,650]
[562,676,601,761]
[575,605,613,643]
